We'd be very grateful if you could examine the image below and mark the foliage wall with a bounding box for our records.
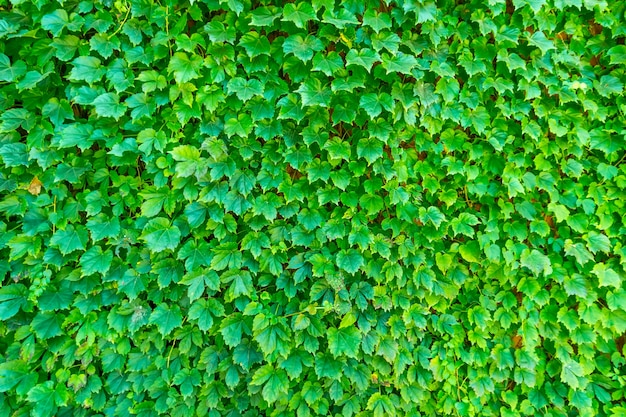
[1,0,626,416]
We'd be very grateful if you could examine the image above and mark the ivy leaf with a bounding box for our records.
[586,232,611,254]
[41,10,69,36]
[312,51,344,76]
[592,263,621,289]
[607,45,626,65]
[168,52,203,83]
[362,10,392,33]
[68,56,105,84]
[189,299,223,331]
[149,304,183,336]
[31,312,64,339]
[345,49,380,71]
[0,53,27,82]
[250,6,282,26]
[357,137,383,164]
[564,240,594,266]
[140,218,181,253]
[283,34,324,62]
[450,213,480,237]
[224,114,254,138]
[419,206,446,228]
[227,77,264,101]
[459,241,481,263]
[560,360,584,389]
[26,382,57,417]
[79,246,114,276]
[239,32,271,57]
[250,365,289,404]
[0,284,28,320]
[0,360,30,393]
[359,93,393,118]
[327,327,361,358]
[527,31,555,54]
[282,2,317,28]
[520,249,553,277]
[336,249,364,274]
[381,52,417,75]
[366,393,397,417]
[297,78,332,107]
[50,226,88,255]
[92,93,126,120]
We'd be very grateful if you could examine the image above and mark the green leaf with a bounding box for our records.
[27,382,57,417]
[520,249,553,277]
[345,48,380,71]
[141,218,181,253]
[31,312,64,339]
[282,2,317,28]
[357,137,383,164]
[149,304,183,336]
[41,9,69,36]
[586,231,611,254]
[0,360,29,393]
[419,206,446,228]
[359,193,385,216]
[359,93,394,118]
[362,10,392,33]
[224,114,254,138]
[312,51,344,76]
[168,52,203,83]
[459,241,481,263]
[68,56,105,84]
[594,75,623,97]
[250,6,282,26]
[527,31,555,54]
[381,52,417,75]
[327,327,361,358]
[367,393,397,417]
[79,246,114,275]
[250,365,289,404]
[0,53,27,82]
[336,249,364,274]
[189,299,223,331]
[283,34,324,62]
[297,78,332,107]
[435,77,460,102]
[564,240,594,266]
[239,31,271,57]
[607,45,626,65]
[450,212,480,237]
[592,263,622,289]
[0,284,27,320]
[50,226,88,255]
[227,77,264,101]
[92,93,126,120]
[560,360,584,389]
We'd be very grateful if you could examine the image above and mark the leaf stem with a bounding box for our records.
[109,3,131,39]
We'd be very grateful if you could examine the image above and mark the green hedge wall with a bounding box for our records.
[1,0,626,416]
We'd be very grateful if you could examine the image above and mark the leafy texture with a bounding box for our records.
[1,1,625,416]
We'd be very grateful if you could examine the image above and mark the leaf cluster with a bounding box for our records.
[1,0,626,416]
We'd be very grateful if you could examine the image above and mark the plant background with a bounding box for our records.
[1,0,626,416]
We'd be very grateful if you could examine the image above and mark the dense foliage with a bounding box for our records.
[1,0,626,415]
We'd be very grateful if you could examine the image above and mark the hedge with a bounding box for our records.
[1,0,626,416]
